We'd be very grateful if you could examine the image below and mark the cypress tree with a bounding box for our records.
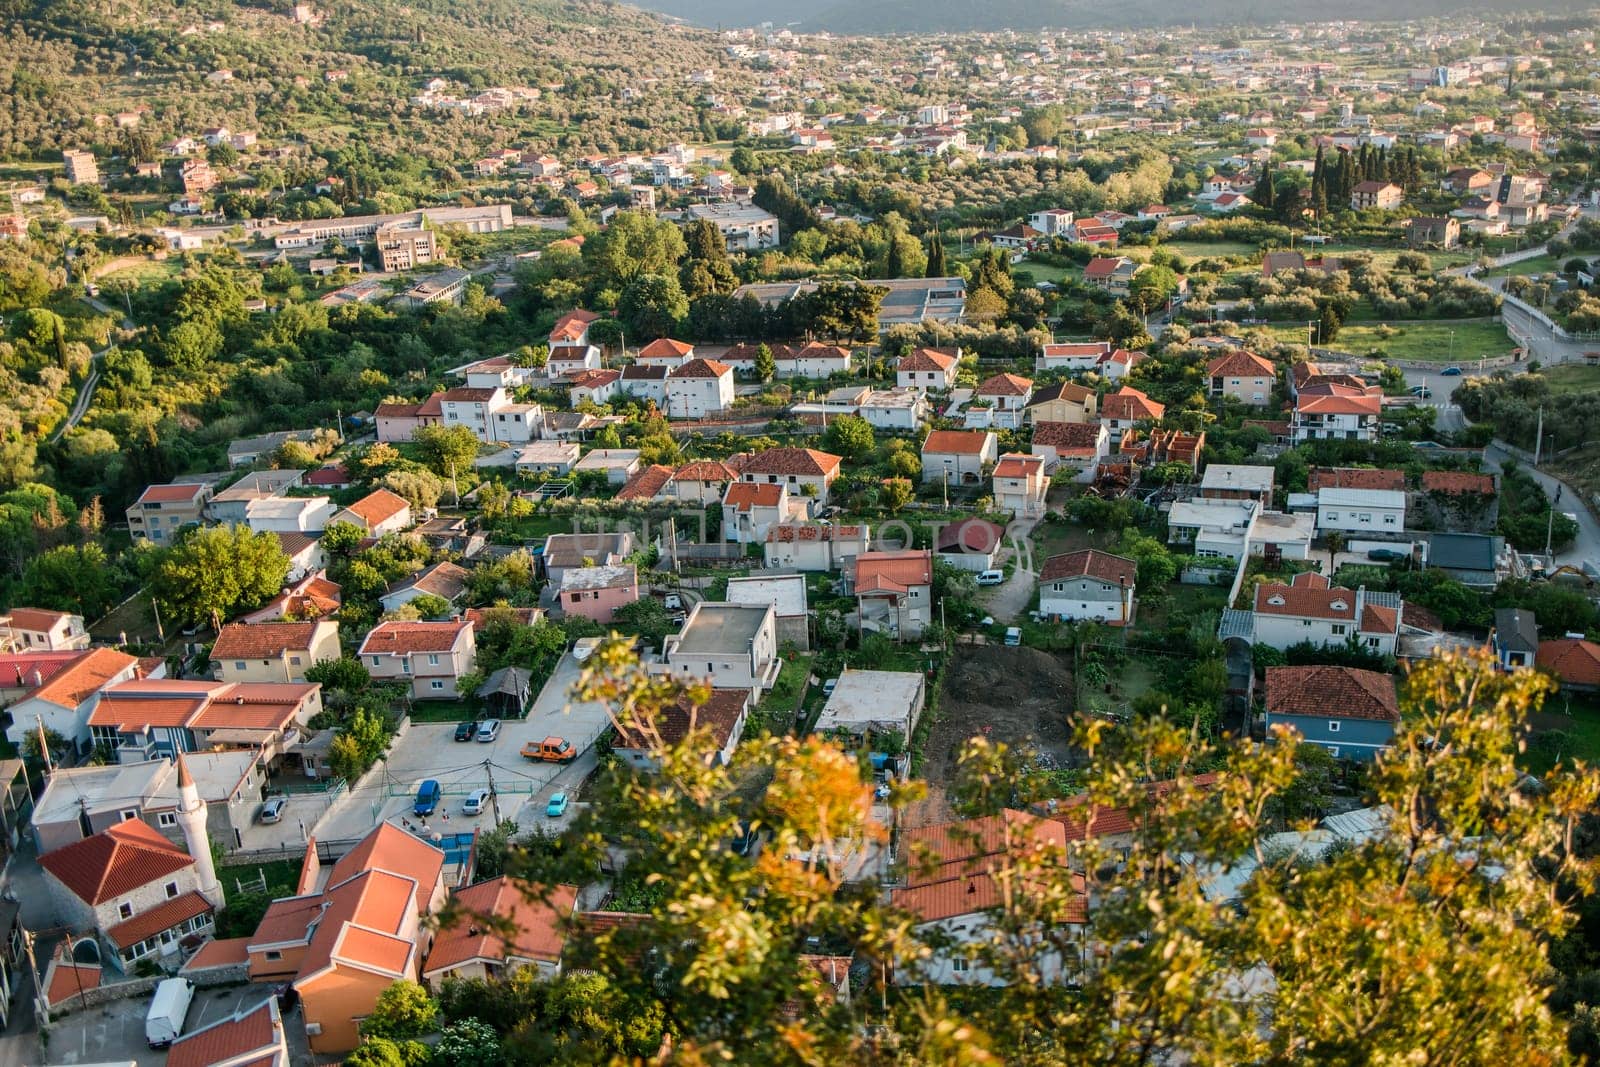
[925,234,948,278]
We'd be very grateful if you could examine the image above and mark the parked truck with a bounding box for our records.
[145,976,195,1048]
[521,736,576,763]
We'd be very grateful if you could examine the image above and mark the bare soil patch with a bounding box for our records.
[908,643,1077,827]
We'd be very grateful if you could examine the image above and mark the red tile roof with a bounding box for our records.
[854,550,933,595]
[1033,421,1104,452]
[439,386,500,403]
[1265,665,1398,722]
[1297,393,1382,417]
[1083,256,1124,279]
[976,372,1033,397]
[922,429,994,456]
[740,447,842,477]
[212,622,321,661]
[935,518,1006,555]
[993,453,1044,478]
[613,687,751,752]
[1308,467,1405,492]
[1041,342,1111,359]
[549,308,599,342]
[136,482,209,505]
[1420,470,1496,496]
[341,488,410,528]
[617,464,674,501]
[26,648,139,710]
[358,620,472,656]
[44,951,100,1008]
[105,890,213,949]
[40,820,195,905]
[1206,350,1275,378]
[639,337,695,358]
[1100,386,1164,422]
[424,879,579,977]
[1039,549,1136,586]
[325,822,444,910]
[671,357,732,378]
[0,650,80,691]
[166,998,283,1067]
[893,810,1086,924]
[181,935,253,972]
[1539,639,1600,688]
[898,348,959,372]
[570,369,621,388]
[724,482,785,510]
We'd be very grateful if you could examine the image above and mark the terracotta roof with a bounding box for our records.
[1252,572,1389,626]
[1027,382,1096,406]
[293,868,418,986]
[389,560,470,600]
[570,369,621,388]
[922,429,994,456]
[212,621,321,661]
[167,998,282,1067]
[1207,350,1275,378]
[0,650,80,691]
[617,464,674,501]
[105,890,213,949]
[425,879,578,977]
[1039,550,1136,586]
[976,372,1034,397]
[341,488,410,528]
[639,337,695,358]
[1041,342,1111,359]
[893,810,1085,924]
[40,820,195,905]
[724,482,785,510]
[935,518,1006,555]
[614,687,751,752]
[439,386,500,403]
[549,308,599,341]
[1539,639,1600,688]
[186,683,318,731]
[1308,467,1406,492]
[740,447,842,477]
[44,951,101,1008]
[375,400,422,418]
[548,345,594,363]
[671,357,732,378]
[993,453,1044,478]
[303,463,350,487]
[792,341,851,361]
[1051,772,1221,841]
[26,648,139,709]
[854,550,933,595]
[1033,421,1104,451]
[136,482,209,505]
[359,620,471,656]
[898,348,958,372]
[766,523,865,544]
[1101,386,1164,422]
[1083,256,1123,278]
[181,935,253,972]
[325,822,445,909]
[1265,665,1399,723]
[1298,393,1381,417]
[674,459,740,483]
[1421,470,1496,496]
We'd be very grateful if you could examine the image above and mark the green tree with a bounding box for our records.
[619,272,689,339]
[152,526,290,628]
[881,476,914,513]
[584,210,687,293]
[360,981,438,1041]
[680,219,738,299]
[413,425,481,479]
[304,656,371,693]
[434,1019,499,1065]
[1128,264,1180,315]
[926,234,949,278]
[753,342,775,383]
[823,413,874,460]
[22,543,120,618]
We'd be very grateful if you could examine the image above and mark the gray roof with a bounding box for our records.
[1494,608,1539,652]
[672,602,772,655]
[1427,532,1499,572]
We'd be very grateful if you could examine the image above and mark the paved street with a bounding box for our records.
[1483,443,1600,566]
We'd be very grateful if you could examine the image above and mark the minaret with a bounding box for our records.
[176,755,222,907]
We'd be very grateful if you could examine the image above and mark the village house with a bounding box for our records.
[921,430,998,487]
[1206,350,1276,405]
[0,607,92,653]
[1493,607,1540,671]
[722,482,803,543]
[992,453,1049,517]
[210,620,341,684]
[763,522,871,572]
[330,488,413,537]
[568,369,621,407]
[1239,572,1402,655]
[375,395,444,443]
[612,687,754,771]
[1037,341,1111,374]
[659,602,780,692]
[165,997,289,1067]
[853,550,934,639]
[2,647,142,757]
[1199,465,1275,507]
[558,564,640,623]
[1350,180,1404,211]
[357,619,477,700]
[1407,216,1460,249]
[1263,665,1400,761]
[736,447,843,504]
[1031,421,1108,482]
[127,482,214,544]
[725,573,809,651]
[1099,387,1165,435]
[1082,256,1142,295]
[895,348,961,391]
[1291,387,1382,444]
[967,373,1034,429]
[1037,550,1137,625]
[1316,487,1406,536]
[422,879,579,985]
[636,337,697,369]
[378,561,471,614]
[1538,637,1600,693]
[540,532,635,587]
[88,680,321,767]
[666,358,735,419]
[1024,382,1097,425]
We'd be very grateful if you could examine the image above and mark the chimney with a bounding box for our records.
[1355,585,1366,625]
[31,670,42,687]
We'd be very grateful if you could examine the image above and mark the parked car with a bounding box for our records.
[258,796,287,824]
[822,678,838,698]
[1441,366,1463,376]
[663,593,683,611]
[545,792,569,818]
[1004,626,1022,647]
[1367,548,1407,562]
[414,779,441,816]
[453,720,478,742]
[522,736,576,763]
[475,718,501,743]
[976,569,1005,586]
[462,788,491,815]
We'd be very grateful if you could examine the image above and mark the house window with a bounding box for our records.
[428,654,440,666]
[952,957,970,973]
[371,656,381,667]
[430,680,444,691]
[120,809,138,822]
[158,812,177,828]
[1383,514,1397,525]
[119,902,134,919]
[1331,624,1347,636]
[165,881,180,899]
[1327,720,1341,733]
[1327,512,1339,521]
[265,949,282,961]
[290,656,301,666]
[234,661,246,671]
[1327,746,1341,759]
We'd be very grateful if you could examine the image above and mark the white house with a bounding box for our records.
[1031,422,1108,482]
[3,648,141,757]
[1245,572,1402,655]
[1291,388,1381,444]
[665,358,735,419]
[763,523,871,572]
[243,496,336,535]
[921,430,998,486]
[1316,488,1406,536]
[636,337,696,369]
[1166,498,1261,561]
[721,482,802,543]
[991,453,1049,517]
[619,364,669,406]
[1037,550,1137,625]
[659,602,781,692]
[1036,341,1110,374]
[966,373,1034,430]
[858,388,929,431]
[895,348,960,391]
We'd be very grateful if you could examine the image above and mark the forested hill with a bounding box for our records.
[0,0,727,158]
[636,0,1596,31]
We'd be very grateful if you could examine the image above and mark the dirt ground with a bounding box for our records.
[908,643,1077,827]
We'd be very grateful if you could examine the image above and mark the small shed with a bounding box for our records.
[477,666,534,718]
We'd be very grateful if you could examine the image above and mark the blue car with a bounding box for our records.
[414,779,441,817]
[545,792,569,818]
[1441,366,1463,376]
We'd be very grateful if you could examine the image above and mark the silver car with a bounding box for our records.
[258,797,288,824]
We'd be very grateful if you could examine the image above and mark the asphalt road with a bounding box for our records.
[1483,442,1600,567]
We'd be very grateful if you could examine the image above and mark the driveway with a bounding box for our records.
[978,514,1043,623]
[28,983,300,1067]
[311,653,610,841]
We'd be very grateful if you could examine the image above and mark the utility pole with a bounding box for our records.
[1535,405,1545,464]
[18,927,48,1025]
[483,759,501,825]
[449,460,460,507]
[34,716,52,774]
[151,597,166,644]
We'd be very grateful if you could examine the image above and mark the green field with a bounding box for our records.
[1161,240,1267,262]
[1541,363,1600,395]
[1019,258,1078,285]
[1492,253,1568,278]
[1263,316,1512,362]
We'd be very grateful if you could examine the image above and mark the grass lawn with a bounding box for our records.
[754,653,814,734]
[1522,693,1600,777]
[1133,582,1230,635]
[1019,258,1078,285]
[1540,363,1600,395]
[99,257,184,289]
[1495,253,1568,278]
[1262,316,1512,362]
[1161,240,1264,261]
[405,698,478,723]
[1031,520,1118,562]
[218,858,301,903]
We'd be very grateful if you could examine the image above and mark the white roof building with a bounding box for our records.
[813,669,926,739]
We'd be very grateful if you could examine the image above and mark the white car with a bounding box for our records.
[476,719,501,742]
[976,569,1005,586]
[462,788,491,815]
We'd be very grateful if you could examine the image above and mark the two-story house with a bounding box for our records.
[967,374,1034,429]
[1264,665,1399,761]
[722,482,803,543]
[1037,550,1137,625]
[895,348,960,391]
[557,564,640,623]
[665,358,735,419]
[422,878,578,985]
[1205,350,1276,405]
[853,550,933,639]
[126,482,213,544]
[992,453,1049,517]
[357,620,477,700]
[89,680,321,766]
[1099,387,1165,436]
[763,522,871,572]
[736,448,842,505]
[636,337,696,369]
[921,430,998,487]
[378,561,471,615]
[0,608,91,652]
[1350,180,1403,210]
[1245,572,1401,655]
[611,687,754,771]
[1315,488,1406,536]
[211,621,341,684]
[1291,386,1381,443]
[3,647,141,757]
[1024,382,1098,425]
[658,602,780,691]
[330,489,412,537]
[1036,341,1111,375]
[1031,422,1108,482]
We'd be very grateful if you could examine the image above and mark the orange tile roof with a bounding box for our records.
[167,998,282,1067]
[105,890,213,949]
[1032,421,1104,451]
[976,372,1033,397]
[1297,393,1381,417]
[854,550,933,595]
[1265,665,1398,722]
[1207,349,1275,378]
[617,464,674,501]
[1253,573,1374,623]
[294,868,418,986]
[212,622,320,661]
[0,650,80,691]
[26,648,139,710]
[342,488,410,528]
[326,822,445,911]
[898,348,958,372]
[1539,638,1600,688]
[922,429,994,455]
[740,447,841,477]
[673,459,740,482]
[136,483,209,505]
[570,369,621,388]
[181,935,253,972]
[549,308,599,341]
[1308,467,1405,492]
[424,879,578,976]
[1039,550,1135,586]
[40,820,195,905]
[1421,470,1496,496]
[639,337,695,358]
[1101,386,1164,422]
[724,482,785,510]
[993,453,1044,478]
[893,810,1085,924]
[44,952,100,1008]
[249,895,323,949]
[1041,342,1111,358]
[187,683,318,731]
[358,619,471,656]
[672,357,732,378]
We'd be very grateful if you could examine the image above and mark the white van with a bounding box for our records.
[146,976,195,1048]
[976,569,1005,586]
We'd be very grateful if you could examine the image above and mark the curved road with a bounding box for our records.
[50,294,132,442]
